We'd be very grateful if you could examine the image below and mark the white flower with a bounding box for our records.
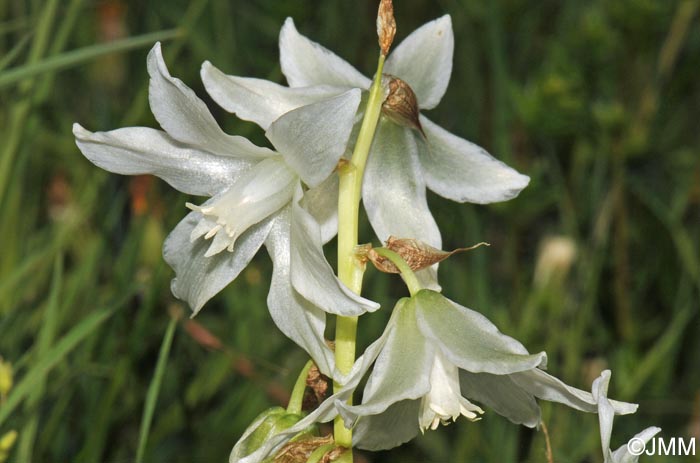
[200,15,530,288]
[334,290,637,451]
[73,43,379,377]
[420,350,484,431]
[593,370,660,463]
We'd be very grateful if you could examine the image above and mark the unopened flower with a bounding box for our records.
[74,43,378,376]
[337,291,637,451]
[201,15,530,288]
[593,370,660,463]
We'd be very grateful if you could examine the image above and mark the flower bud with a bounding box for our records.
[236,407,305,458]
[533,236,577,288]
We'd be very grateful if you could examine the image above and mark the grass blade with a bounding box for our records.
[0,293,130,426]
[0,29,181,89]
[135,311,179,463]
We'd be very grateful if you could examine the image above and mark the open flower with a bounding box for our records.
[336,290,637,451]
[74,43,378,376]
[593,370,660,463]
[201,15,530,288]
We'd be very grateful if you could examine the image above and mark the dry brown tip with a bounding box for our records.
[305,364,330,407]
[377,0,396,56]
[273,435,336,463]
[381,75,425,136]
[366,237,490,274]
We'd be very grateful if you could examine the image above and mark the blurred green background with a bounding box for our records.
[1,0,699,462]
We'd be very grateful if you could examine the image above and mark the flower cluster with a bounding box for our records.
[74,2,654,462]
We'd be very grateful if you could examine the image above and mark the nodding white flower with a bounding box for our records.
[201,15,530,289]
[593,370,660,463]
[73,42,379,377]
[420,350,484,431]
[334,290,637,451]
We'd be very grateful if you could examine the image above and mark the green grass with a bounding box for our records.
[0,1,698,462]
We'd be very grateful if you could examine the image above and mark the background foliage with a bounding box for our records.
[0,0,698,462]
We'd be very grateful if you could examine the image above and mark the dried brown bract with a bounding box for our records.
[377,0,396,56]
[366,236,490,273]
[305,364,330,407]
[381,75,425,136]
[273,435,335,463]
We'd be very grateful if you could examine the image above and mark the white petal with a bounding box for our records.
[363,119,442,290]
[300,174,338,244]
[147,43,272,159]
[511,368,638,415]
[459,371,541,428]
[230,325,389,463]
[340,298,433,423]
[186,157,297,255]
[162,210,271,315]
[593,370,615,458]
[266,89,361,187]
[73,124,253,197]
[418,115,531,203]
[201,62,349,130]
[264,207,336,377]
[610,427,662,463]
[279,18,371,89]
[420,350,483,430]
[290,201,379,316]
[413,290,547,374]
[353,400,422,451]
[384,15,454,110]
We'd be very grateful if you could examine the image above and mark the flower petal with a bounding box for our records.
[162,210,272,316]
[413,290,547,374]
[340,298,433,423]
[230,330,389,463]
[186,157,297,256]
[418,116,531,204]
[147,43,272,159]
[363,119,442,290]
[73,124,253,197]
[264,207,336,377]
[266,89,360,187]
[290,202,379,316]
[384,15,454,110]
[610,426,661,463]
[353,400,422,451]
[459,371,541,428]
[279,18,371,89]
[511,368,638,415]
[299,174,338,244]
[201,62,349,131]
[593,370,615,457]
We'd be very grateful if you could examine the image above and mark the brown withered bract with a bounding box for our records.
[381,75,425,137]
[273,435,340,463]
[377,0,396,56]
[305,363,330,408]
[366,236,490,274]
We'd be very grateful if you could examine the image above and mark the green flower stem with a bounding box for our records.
[334,53,386,452]
[287,360,313,415]
[370,247,423,296]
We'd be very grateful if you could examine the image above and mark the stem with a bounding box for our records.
[333,54,386,452]
[287,360,313,415]
[370,248,422,296]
